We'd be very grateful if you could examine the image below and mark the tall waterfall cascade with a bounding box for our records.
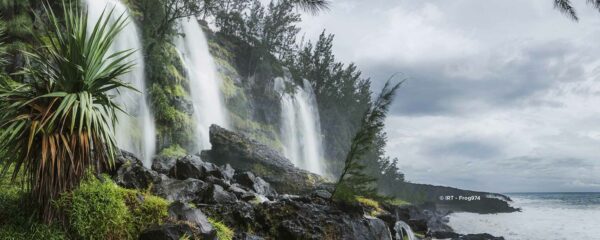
[274,77,325,175]
[83,0,156,167]
[394,220,416,240]
[175,18,229,151]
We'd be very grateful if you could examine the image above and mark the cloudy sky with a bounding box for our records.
[298,0,600,192]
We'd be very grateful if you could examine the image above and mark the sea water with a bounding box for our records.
[448,192,600,240]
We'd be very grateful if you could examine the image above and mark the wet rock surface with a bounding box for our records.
[201,125,328,194]
[110,127,507,240]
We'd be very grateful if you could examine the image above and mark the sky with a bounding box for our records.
[297,0,600,193]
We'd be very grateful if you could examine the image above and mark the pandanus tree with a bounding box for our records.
[0,3,133,222]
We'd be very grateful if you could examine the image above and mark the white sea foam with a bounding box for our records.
[448,193,600,240]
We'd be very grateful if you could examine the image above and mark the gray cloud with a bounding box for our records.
[300,0,600,192]
[423,139,502,159]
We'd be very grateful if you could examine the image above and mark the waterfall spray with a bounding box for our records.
[83,0,156,167]
[176,18,229,151]
[274,77,325,175]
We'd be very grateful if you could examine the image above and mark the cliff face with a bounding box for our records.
[206,30,285,153]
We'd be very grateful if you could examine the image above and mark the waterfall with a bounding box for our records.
[274,77,325,175]
[175,18,229,151]
[394,221,416,240]
[84,0,156,167]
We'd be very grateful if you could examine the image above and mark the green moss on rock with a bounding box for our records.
[208,218,234,240]
[159,144,187,158]
[56,175,170,240]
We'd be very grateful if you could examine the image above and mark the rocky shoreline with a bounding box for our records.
[108,125,509,239]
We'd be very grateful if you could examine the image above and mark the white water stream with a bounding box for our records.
[274,77,325,175]
[176,18,229,151]
[84,0,156,167]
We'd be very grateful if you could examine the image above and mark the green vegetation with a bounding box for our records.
[56,174,169,239]
[355,196,385,217]
[0,2,133,222]
[58,175,131,239]
[208,218,234,240]
[159,144,187,158]
[0,167,67,240]
[386,198,411,207]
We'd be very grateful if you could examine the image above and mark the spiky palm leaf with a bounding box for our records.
[554,0,600,20]
[0,2,133,222]
[289,0,329,14]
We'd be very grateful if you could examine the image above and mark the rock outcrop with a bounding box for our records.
[111,129,507,240]
[201,124,328,194]
[110,148,405,240]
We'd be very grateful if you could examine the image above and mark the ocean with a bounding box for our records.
[448,193,600,240]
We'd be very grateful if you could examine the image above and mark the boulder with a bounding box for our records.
[221,164,235,181]
[108,150,142,176]
[152,155,177,174]
[153,176,210,202]
[202,125,328,194]
[168,201,217,240]
[204,175,231,189]
[169,155,218,181]
[234,172,276,196]
[203,184,238,204]
[228,184,250,199]
[311,189,332,200]
[138,224,195,240]
[114,161,160,190]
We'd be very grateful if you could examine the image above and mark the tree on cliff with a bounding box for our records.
[330,80,402,201]
[0,3,132,222]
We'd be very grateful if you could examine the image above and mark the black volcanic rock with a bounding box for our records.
[234,171,276,196]
[169,155,218,181]
[151,155,176,174]
[455,233,505,240]
[168,201,217,240]
[114,160,160,190]
[203,184,238,204]
[201,125,328,194]
[153,176,210,202]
